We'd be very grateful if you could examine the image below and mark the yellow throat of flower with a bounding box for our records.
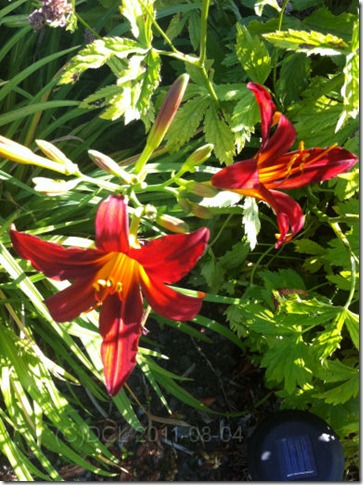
[93,252,141,303]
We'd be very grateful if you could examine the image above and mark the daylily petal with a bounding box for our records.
[265,147,358,190]
[258,112,296,165]
[211,159,259,191]
[140,269,204,321]
[95,195,130,253]
[10,227,104,280]
[132,227,210,284]
[99,289,143,396]
[45,279,96,322]
[247,82,275,147]
[257,186,305,248]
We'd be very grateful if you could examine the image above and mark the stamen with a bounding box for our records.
[92,252,140,304]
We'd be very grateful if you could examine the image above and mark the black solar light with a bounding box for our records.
[248,410,345,481]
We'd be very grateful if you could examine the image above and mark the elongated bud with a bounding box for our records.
[88,150,135,184]
[0,136,74,175]
[36,139,78,174]
[33,177,80,196]
[178,196,193,213]
[183,181,219,198]
[179,144,214,174]
[191,203,213,219]
[156,214,190,233]
[134,74,189,177]
[146,74,189,151]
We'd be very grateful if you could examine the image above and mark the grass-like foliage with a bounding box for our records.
[0,0,358,479]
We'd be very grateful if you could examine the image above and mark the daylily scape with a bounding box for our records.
[11,195,209,396]
[211,82,358,248]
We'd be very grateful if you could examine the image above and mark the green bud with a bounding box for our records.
[0,136,74,175]
[156,214,190,234]
[36,140,79,175]
[146,74,189,151]
[88,150,135,184]
[191,203,213,219]
[177,196,193,214]
[144,204,157,220]
[180,144,214,174]
[183,181,219,198]
[33,177,80,196]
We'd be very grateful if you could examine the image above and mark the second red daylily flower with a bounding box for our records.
[10,195,209,396]
[211,83,358,248]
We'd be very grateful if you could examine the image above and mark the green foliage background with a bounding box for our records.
[0,0,359,479]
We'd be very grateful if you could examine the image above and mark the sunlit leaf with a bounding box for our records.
[236,24,271,84]
[264,29,349,56]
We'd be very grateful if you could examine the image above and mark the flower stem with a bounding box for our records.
[330,221,358,310]
[199,0,210,67]
[272,0,290,99]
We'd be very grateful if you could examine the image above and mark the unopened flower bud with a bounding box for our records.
[179,144,214,174]
[183,181,219,198]
[33,177,80,195]
[88,150,135,184]
[146,74,189,152]
[177,196,193,213]
[144,204,157,220]
[36,139,79,174]
[0,136,73,174]
[156,214,190,234]
[134,75,189,177]
[191,203,213,219]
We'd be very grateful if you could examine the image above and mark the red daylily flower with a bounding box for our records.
[10,195,209,396]
[211,83,358,248]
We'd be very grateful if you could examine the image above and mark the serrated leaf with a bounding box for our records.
[219,241,250,271]
[276,53,311,105]
[332,170,359,205]
[225,305,248,338]
[259,268,306,291]
[344,310,359,350]
[262,335,313,394]
[326,273,354,292]
[98,51,160,125]
[204,106,235,165]
[187,10,200,51]
[336,20,359,132]
[201,256,225,293]
[59,37,145,85]
[263,29,349,56]
[230,89,259,151]
[318,378,359,404]
[132,49,161,127]
[302,7,356,42]
[165,11,189,41]
[318,359,358,383]
[80,84,122,110]
[120,0,155,46]
[236,24,271,84]
[254,0,281,16]
[166,96,209,151]
[242,197,261,250]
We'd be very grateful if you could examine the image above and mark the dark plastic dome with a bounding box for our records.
[248,410,344,481]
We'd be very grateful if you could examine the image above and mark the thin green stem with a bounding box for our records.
[78,173,121,192]
[148,13,179,54]
[272,0,290,96]
[330,222,357,310]
[75,13,100,39]
[209,213,233,248]
[249,244,275,286]
[199,0,211,67]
